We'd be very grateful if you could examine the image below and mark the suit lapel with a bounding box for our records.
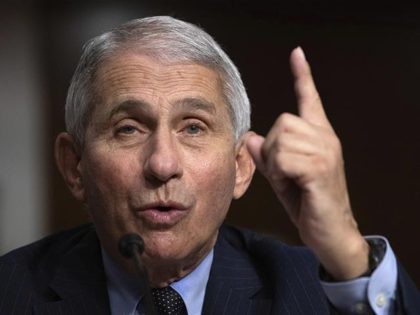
[33,228,111,315]
[256,239,331,314]
[202,227,272,315]
[203,225,331,315]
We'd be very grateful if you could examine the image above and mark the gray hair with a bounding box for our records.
[65,16,251,147]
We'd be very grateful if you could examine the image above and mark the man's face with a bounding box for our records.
[77,53,248,270]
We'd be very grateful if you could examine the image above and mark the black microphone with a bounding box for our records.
[119,234,145,258]
[118,234,157,315]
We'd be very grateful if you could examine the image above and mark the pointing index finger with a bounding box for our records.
[290,47,331,127]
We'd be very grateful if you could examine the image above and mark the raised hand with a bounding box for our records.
[246,47,369,280]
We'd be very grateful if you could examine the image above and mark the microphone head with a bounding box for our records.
[118,233,145,258]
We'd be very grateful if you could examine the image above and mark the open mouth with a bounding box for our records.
[155,206,172,212]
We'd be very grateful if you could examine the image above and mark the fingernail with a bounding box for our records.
[295,46,306,61]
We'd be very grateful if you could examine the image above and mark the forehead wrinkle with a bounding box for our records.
[94,63,159,102]
[93,54,228,122]
[99,60,158,84]
[99,54,221,93]
[159,69,221,95]
[98,70,220,109]
[92,64,155,111]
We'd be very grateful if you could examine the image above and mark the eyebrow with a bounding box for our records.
[106,99,151,120]
[106,97,217,121]
[174,97,217,115]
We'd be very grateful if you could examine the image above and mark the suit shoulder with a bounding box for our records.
[0,223,95,270]
[219,224,319,272]
[0,224,97,314]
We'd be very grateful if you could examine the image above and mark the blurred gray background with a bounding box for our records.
[1,1,420,285]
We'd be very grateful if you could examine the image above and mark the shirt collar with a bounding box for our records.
[102,247,214,315]
[171,249,213,315]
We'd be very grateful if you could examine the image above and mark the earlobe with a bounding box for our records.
[54,132,85,202]
[233,132,256,199]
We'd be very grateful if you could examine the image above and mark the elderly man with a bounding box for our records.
[0,16,418,315]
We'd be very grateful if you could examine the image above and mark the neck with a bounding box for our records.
[144,241,215,288]
[146,258,203,288]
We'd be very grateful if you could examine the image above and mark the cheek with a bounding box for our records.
[81,149,138,211]
[189,151,237,220]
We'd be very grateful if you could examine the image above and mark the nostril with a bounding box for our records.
[143,139,182,183]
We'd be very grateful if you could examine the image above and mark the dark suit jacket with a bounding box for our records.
[0,224,418,314]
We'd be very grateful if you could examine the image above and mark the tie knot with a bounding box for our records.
[151,286,187,315]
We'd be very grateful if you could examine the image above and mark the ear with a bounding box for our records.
[233,131,256,199]
[54,132,85,202]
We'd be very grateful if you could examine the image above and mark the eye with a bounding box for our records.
[185,124,202,135]
[116,125,137,135]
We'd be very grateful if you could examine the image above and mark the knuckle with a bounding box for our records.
[274,133,287,149]
[275,112,294,129]
[267,151,286,174]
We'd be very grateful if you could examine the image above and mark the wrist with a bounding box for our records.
[320,237,387,282]
[315,234,370,281]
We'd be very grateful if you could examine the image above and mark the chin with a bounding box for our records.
[144,249,187,269]
[144,239,185,259]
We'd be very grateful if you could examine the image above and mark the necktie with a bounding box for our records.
[151,286,187,315]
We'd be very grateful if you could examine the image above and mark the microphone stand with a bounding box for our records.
[119,234,157,315]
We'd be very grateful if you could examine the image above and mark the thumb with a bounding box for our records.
[245,132,266,173]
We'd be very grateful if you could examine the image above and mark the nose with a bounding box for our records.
[143,130,182,183]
